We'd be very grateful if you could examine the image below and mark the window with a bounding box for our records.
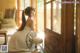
[53,0,61,34]
[44,0,62,34]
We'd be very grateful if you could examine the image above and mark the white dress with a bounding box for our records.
[8,27,36,53]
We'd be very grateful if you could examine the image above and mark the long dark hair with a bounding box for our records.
[18,7,35,31]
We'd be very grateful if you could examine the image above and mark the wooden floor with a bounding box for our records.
[45,29,64,53]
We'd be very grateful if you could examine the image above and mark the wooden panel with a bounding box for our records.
[45,29,64,53]
[44,0,46,31]
[76,0,80,53]
[61,0,74,53]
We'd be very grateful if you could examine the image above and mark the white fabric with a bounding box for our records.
[8,27,36,53]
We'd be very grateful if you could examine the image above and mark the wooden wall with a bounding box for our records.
[45,0,75,53]
[45,29,64,53]
[61,0,74,53]
[76,0,80,53]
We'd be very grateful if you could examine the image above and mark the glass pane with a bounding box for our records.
[20,0,30,10]
[24,0,30,8]
[20,0,25,10]
[46,3,51,29]
[37,0,44,32]
[53,0,61,34]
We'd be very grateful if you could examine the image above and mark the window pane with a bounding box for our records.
[53,0,61,34]
[46,3,51,29]
[24,0,30,8]
[37,0,44,32]
[20,0,25,10]
[20,0,30,10]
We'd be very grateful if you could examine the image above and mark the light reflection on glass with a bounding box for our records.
[46,3,51,30]
[53,0,61,34]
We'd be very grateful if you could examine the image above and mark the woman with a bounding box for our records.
[8,7,42,53]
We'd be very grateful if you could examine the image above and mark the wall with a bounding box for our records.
[0,0,17,35]
[0,0,17,18]
[0,0,17,9]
